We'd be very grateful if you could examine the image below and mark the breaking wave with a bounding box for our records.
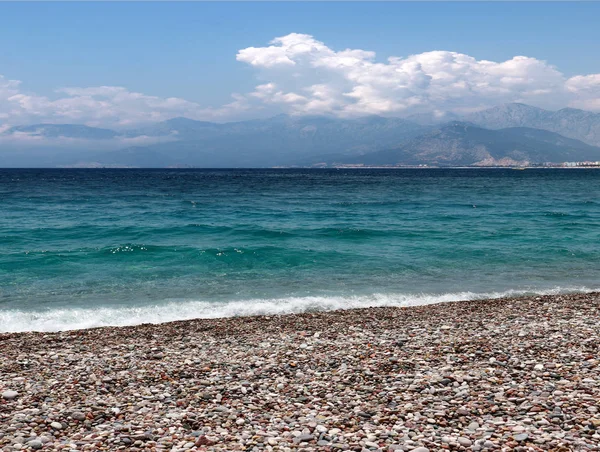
[1,286,595,333]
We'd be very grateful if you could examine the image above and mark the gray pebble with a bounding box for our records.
[71,412,86,421]
[293,434,314,444]
[514,433,529,442]
[458,437,473,447]
[28,440,43,450]
[1,390,18,400]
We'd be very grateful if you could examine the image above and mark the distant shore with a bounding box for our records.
[325,166,600,169]
[2,293,600,451]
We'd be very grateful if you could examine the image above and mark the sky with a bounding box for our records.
[1,1,600,129]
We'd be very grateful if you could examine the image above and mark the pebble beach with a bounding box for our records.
[1,293,600,452]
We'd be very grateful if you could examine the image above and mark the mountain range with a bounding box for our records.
[2,103,600,167]
[347,122,600,167]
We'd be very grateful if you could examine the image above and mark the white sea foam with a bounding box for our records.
[0,286,596,333]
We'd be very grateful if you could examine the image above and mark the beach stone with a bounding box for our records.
[411,448,429,452]
[293,434,314,444]
[194,436,216,446]
[514,433,529,442]
[50,422,63,430]
[458,437,472,447]
[28,440,43,450]
[590,419,600,427]
[71,412,86,421]
[2,390,18,400]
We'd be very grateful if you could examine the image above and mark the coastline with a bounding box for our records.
[2,293,600,451]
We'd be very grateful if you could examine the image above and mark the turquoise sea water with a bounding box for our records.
[1,168,599,332]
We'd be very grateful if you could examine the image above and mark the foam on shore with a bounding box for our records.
[1,286,595,333]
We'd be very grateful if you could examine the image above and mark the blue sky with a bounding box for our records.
[1,2,600,127]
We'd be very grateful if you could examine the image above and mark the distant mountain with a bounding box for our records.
[92,115,427,167]
[124,117,224,139]
[345,122,600,167]
[3,105,600,168]
[463,103,600,147]
[2,124,119,140]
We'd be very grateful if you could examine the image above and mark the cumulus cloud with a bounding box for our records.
[0,77,250,128]
[2,33,600,130]
[565,74,600,111]
[235,33,600,117]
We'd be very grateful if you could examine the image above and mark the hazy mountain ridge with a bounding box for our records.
[2,104,600,167]
[464,103,600,147]
[345,122,600,167]
[89,115,429,167]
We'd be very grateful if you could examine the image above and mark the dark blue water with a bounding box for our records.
[1,168,599,332]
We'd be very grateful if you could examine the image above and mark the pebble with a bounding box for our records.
[514,433,529,442]
[71,411,86,421]
[1,390,18,400]
[28,440,43,449]
[457,436,473,447]
[292,434,314,444]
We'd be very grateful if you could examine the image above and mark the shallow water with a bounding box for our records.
[1,168,599,332]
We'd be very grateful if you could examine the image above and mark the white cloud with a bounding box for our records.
[235,33,600,117]
[0,76,250,128]
[565,74,600,110]
[237,33,332,68]
[1,33,600,130]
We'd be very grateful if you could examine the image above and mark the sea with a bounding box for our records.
[1,168,599,333]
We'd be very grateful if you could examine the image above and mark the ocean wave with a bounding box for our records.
[0,286,595,333]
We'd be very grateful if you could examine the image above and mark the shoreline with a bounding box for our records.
[2,292,600,451]
[3,288,597,335]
